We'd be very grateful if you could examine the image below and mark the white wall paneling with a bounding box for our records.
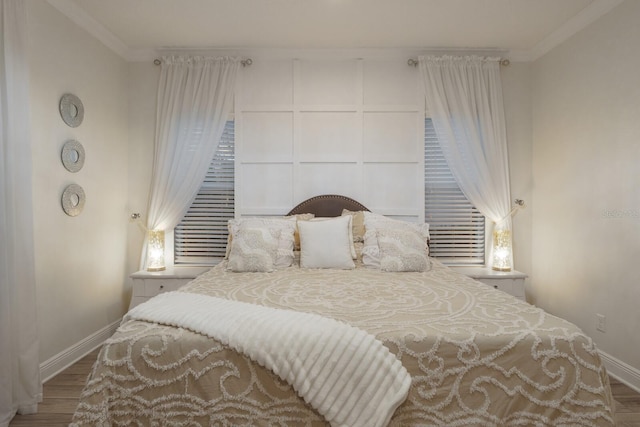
[297,59,359,106]
[299,112,359,162]
[239,59,293,106]
[241,112,294,163]
[236,57,424,219]
[240,163,294,215]
[363,59,422,106]
[363,112,420,162]
[363,163,422,215]
[298,163,361,202]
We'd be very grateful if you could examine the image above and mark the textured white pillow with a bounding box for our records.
[341,209,365,243]
[227,217,296,268]
[362,212,430,268]
[377,228,430,272]
[298,215,355,269]
[227,227,280,272]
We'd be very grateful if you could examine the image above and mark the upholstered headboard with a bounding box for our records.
[287,195,369,217]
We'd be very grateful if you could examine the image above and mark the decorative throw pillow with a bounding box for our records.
[287,213,315,250]
[227,217,296,268]
[227,227,281,272]
[377,228,430,272]
[341,209,365,242]
[298,215,355,269]
[362,212,430,268]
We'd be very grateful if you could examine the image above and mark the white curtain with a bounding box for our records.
[142,56,240,267]
[419,55,512,266]
[0,1,42,425]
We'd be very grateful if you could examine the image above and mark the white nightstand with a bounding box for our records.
[129,266,210,310]
[451,266,528,302]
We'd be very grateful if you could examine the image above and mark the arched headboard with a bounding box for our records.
[287,195,369,217]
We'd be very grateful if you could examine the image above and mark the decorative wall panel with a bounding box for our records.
[237,57,423,219]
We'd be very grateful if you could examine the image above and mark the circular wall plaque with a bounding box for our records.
[61,140,85,172]
[61,184,86,217]
[59,93,84,128]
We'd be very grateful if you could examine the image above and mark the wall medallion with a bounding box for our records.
[59,93,84,128]
[61,139,85,173]
[61,184,86,217]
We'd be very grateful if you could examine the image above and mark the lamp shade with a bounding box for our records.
[147,229,166,271]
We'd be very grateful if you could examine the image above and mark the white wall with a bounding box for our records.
[126,62,160,278]
[532,0,640,376]
[27,1,130,362]
[502,63,533,277]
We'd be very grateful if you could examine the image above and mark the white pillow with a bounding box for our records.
[362,212,430,268]
[227,217,296,268]
[227,227,280,272]
[377,228,430,272]
[298,216,355,269]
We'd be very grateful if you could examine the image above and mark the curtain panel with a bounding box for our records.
[142,56,240,268]
[0,1,42,425]
[418,55,512,268]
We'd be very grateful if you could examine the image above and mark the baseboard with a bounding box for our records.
[600,349,640,393]
[40,319,121,383]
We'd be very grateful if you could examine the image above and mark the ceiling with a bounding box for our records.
[51,0,623,61]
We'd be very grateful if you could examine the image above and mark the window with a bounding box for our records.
[424,118,485,265]
[174,121,235,265]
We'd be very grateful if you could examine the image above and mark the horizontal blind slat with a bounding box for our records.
[174,121,235,264]
[425,118,485,264]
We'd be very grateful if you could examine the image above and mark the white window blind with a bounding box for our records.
[174,121,234,265]
[424,118,485,264]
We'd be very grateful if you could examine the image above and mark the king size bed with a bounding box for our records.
[71,195,615,426]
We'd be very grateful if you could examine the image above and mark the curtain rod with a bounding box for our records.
[407,57,510,67]
[153,58,253,67]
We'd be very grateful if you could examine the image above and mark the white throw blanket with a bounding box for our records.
[124,291,411,427]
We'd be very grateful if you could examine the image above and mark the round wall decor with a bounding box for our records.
[61,184,86,217]
[59,93,84,128]
[61,140,85,172]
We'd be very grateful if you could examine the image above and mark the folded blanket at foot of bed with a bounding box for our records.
[124,291,412,427]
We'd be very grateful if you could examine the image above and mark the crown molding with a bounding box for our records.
[46,0,130,59]
[528,0,625,61]
[47,0,625,64]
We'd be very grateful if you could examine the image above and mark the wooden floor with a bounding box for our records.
[8,348,640,426]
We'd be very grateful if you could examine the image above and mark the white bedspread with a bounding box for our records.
[125,291,411,427]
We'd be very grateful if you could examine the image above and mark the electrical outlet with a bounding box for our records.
[596,314,606,333]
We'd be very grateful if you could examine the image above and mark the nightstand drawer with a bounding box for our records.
[451,266,528,302]
[480,278,525,298]
[129,266,210,310]
[144,279,185,297]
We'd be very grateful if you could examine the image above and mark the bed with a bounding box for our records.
[71,195,615,426]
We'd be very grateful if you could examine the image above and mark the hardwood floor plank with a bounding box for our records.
[9,413,72,426]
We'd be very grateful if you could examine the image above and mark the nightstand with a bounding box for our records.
[129,266,210,310]
[451,266,528,302]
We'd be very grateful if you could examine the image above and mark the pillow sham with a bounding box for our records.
[289,213,315,250]
[341,209,365,242]
[362,212,430,268]
[298,215,355,269]
[227,227,280,272]
[377,228,430,272]
[227,217,297,268]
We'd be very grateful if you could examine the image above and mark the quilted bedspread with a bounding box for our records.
[71,259,615,426]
